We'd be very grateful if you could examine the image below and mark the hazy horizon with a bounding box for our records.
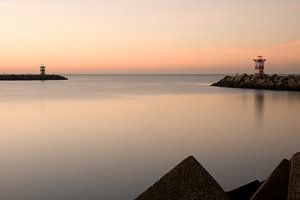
[1,0,300,74]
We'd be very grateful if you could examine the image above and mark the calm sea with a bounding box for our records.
[0,74,299,200]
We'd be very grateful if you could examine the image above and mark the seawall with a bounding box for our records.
[0,74,68,81]
[211,74,300,91]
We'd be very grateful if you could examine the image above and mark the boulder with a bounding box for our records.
[288,75,296,79]
[274,81,283,90]
[288,152,300,200]
[265,78,274,88]
[251,159,291,200]
[227,180,263,200]
[135,156,230,200]
[254,79,266,88]
[288,79,297,88]
[231,74,246,86]
[271,74,278,81]
[278,76,287,82]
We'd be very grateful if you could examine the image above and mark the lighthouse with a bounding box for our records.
[40,64,46,75]
[253,56,266,76]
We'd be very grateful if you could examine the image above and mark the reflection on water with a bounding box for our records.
[255,92,265,123]
[0,75,299,200]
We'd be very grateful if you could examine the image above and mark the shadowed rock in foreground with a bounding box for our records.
[0,74,68,81]
[251,159,291,200]
[211,74,300,91]
[136,156,230,200]
[288,152,300,200]
[227,180,263,200]
[136,152,300,200]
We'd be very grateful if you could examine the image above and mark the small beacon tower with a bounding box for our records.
[253,56,266,76]
[40,64,46,75]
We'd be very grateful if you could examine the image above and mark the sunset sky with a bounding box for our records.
[1,0,300,74]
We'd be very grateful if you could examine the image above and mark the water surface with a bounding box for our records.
[0,75,299,200]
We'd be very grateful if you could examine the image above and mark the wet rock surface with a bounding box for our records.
[211,74,300,91]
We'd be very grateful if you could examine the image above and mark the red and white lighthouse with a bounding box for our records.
[253,55,266,75]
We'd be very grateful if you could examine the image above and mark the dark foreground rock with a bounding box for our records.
[288,152,300,200]
[136,156,230,200]
[136,152,300,200]
[211,74,300,91]
[0,74,68,81]
[227,180,263,200]
[251,159,291,200]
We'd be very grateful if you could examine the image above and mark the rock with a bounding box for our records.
[288,74,296,79]
[281,81,290,90]
[0,74,68,81]
[211,74,300,91]
[278,76,287,82]
[232,74,247,86]
[288,152,300,200]
[227,180,263,200]
[271,74,278,78]
[135,156,230,200]
[266,79,275,87]
[254,79,266,88]
[288,79,297,88]
[274,81,283,90]
[222,76,234,87]
[135,152,300,200]
[251,159,291,200]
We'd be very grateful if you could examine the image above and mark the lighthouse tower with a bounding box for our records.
[40,64,46,75]
[253,56,266,76]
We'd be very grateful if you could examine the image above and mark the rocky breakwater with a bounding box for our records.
[0,74,68,81]
[211,74,300,91]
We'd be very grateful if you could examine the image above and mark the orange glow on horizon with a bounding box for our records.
[0,1,299,74]
[1,40,299,74]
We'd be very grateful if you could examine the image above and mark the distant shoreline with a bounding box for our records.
[0,74,68,81]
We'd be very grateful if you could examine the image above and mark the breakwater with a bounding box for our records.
[211,74,300,91]
[0,74,68,81]
[136,152,300,200]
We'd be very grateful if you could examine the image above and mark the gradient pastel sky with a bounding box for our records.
[1,0,300,74]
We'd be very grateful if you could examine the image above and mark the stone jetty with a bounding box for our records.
[0,74,68,81]
[211,74,300,91]
[136,152,300,200]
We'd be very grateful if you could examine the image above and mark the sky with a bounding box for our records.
[0,0,300,74]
